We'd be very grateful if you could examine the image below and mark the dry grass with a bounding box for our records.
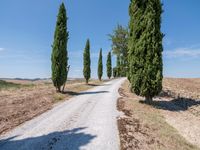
[0,79,106,135]
[0,80,34,90]
[117,80,199,150]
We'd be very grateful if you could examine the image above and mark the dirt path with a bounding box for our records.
[0,78,126,150]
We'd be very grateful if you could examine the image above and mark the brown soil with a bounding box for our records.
[155,78,200,147]
[117,80,199,150]
[0,79,104,135]
[162,78,200,99]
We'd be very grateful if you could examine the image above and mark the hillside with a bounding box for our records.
[118,78,200,150]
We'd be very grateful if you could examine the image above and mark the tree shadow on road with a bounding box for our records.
[87,83,111,87]
[63,91,109,96]
[0,127,97,150]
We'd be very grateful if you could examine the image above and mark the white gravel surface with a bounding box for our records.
[0,78,126,150]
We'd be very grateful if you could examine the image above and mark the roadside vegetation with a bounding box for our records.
[51,3,69,93]
[83,39,91,84]
[128,0,163,103]
[98,49,103,81]
[106,51,112,79]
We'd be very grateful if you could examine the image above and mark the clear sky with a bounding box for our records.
[0,0,200,79]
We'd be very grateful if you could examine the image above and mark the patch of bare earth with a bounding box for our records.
[117,80,199,150]
[0,79,104,135]
[154,78,200,147]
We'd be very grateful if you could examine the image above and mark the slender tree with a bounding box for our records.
[128,0,163,103]
[51,3,69,92]
[98,49,103,81]
[106,51,112,79]
[83,39,91,84]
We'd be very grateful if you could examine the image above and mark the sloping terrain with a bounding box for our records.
[117,80,200,150]
[156,78,200,147]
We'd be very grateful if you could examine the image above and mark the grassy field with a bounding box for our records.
[117,80,199,150]
[0,80,34,90]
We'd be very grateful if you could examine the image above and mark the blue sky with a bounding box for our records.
[0,0,200,79]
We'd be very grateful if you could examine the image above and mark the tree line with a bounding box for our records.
[52,0,163,104]
[51,3,112,93]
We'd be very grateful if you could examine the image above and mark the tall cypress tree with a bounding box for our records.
[106,51,112,79]
[128,0,163,103]
[83,39,91,84]
[98,49,103,81]
[51,3,69,92]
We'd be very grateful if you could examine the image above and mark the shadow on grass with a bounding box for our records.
[140,97,200,112]
[62,90,109,96]
[0,127,96,150]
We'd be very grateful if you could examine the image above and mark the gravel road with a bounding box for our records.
[0,78,126,150]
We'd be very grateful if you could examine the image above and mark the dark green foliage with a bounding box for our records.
[51,3,69,92]
[128,0,163,103]
[98,49,103,81]
[113,67,117,78]
[113,55,127,77]
[106,52,112,79]
[116,55,121,68]
[83,39,91,84]
[109,25,128,77]
[116,56,122,77]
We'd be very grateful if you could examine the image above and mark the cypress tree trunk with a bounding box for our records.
[83,39,91,84]
[62,65,70,92]
[145,96,153,104]
[128,0,163,103]
[51,3,69,93]
[106,52,112,79]
[98,49,103,81]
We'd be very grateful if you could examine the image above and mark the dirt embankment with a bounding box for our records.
[155,78,200,147]
[0,79,104,135]
[117,80,199,150]
[162,78,200,99]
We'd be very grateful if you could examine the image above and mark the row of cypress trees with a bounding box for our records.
[51,3,112,92]
[83,39,112,83]
[51,0,163,104]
